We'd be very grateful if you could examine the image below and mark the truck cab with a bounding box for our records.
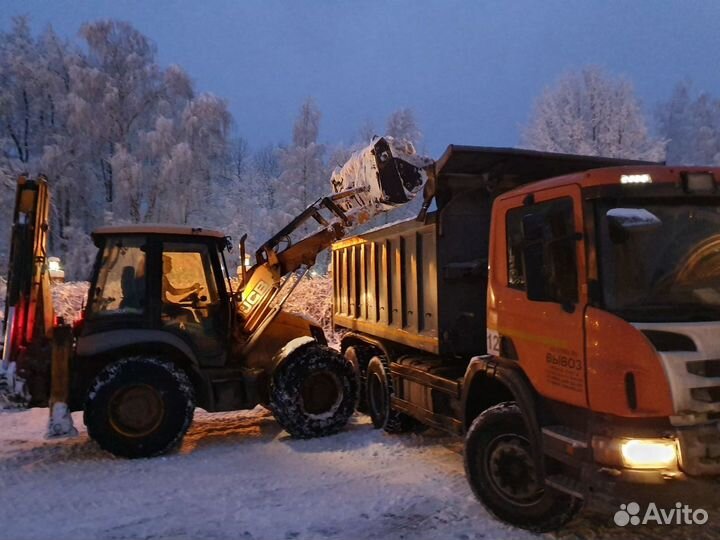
[334,146,720,531]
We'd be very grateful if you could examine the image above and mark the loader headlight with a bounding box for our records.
[620,439,677,469]
[48,259,61,272]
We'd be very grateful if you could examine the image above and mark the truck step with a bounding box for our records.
[545,474,586,500]
[542,425,588,449]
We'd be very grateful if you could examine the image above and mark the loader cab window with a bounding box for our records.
[506,198,578,304]
[162,245,218,306]
[161,242,225,359]
[90,237,147,317]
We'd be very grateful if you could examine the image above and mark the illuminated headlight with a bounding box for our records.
[620,174,652,184]
[593,436,678,470]
[621,439,677,469]
[48,260,61,272]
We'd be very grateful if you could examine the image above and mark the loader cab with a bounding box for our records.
[82,225,234,367]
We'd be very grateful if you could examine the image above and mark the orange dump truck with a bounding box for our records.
[332,145,720,531]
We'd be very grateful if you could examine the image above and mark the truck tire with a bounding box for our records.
[366,356,413,434]
[84,356,195,459]
[464,402,581,532]
[270,342,357,439]
[344,345,371,413]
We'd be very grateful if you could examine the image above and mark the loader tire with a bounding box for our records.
[366,356,413,434]
[270,342,357,439]
[464,402,581,532]
[84,357,195,459]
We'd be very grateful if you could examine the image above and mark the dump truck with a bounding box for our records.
[0,137,429,459]
[333,145,720,531]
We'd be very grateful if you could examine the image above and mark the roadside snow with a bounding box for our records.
[0,279,88,325]
[1,408,718,540]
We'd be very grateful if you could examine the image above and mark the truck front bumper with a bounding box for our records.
[584,466,720,513]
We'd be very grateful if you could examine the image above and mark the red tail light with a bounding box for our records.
[72,313,85,335]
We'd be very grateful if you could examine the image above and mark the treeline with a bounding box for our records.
[2,19,719,279]
[0,18,421,278]
[522,66,720,165]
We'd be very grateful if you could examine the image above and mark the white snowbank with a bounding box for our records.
[0,279,89,326]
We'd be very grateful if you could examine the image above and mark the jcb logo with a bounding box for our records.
[240,280,271,314]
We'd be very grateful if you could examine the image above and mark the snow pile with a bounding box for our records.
[606,207,662,229]
[0,279,88,327]
[282,273,342,347]
[25,277,340,347]
[52,281,90,324]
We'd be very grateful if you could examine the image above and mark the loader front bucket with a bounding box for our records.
[330,136,433,217]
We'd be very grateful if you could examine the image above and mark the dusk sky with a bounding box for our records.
[3,0,720,156]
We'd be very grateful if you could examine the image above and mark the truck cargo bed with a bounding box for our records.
[332,217,441,354]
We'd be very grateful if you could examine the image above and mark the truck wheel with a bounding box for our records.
[366,356,413,434]
[344,345,371,413]
[464,402,581,532]
[84,357,195,459]
[270,342,357,439]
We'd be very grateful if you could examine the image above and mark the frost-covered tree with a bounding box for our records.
[657,82,720,165]
[386,108,422,146]
[0,18,233,277]
[523,67,665,160]
[275,98,327,237]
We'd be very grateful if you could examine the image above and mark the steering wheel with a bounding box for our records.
[177,285,205,304]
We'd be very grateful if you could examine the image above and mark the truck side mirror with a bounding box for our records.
[521,213,548,302]
[606,208,662,244]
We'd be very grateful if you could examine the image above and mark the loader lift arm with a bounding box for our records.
[238,137,431,338]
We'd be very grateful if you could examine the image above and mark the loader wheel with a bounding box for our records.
[270,342,357,439]
[366,356,413,434]
[84,357,195,459]
[464,402,581,532]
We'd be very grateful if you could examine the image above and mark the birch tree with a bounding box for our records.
[522,67,665,160]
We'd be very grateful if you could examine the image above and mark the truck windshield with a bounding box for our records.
[597,199,720,322]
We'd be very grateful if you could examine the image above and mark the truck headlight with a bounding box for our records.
[620,439,677,469]
[592,436,678,470]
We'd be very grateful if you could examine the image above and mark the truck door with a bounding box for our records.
[489,185,588,408]
[160,241,229,366]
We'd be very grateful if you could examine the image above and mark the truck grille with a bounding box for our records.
[691,386,720,404]
[687,360,720,378]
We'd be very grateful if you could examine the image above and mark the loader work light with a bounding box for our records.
[620,174,653,184]
[620,439,677,470]
[682,172,716,193]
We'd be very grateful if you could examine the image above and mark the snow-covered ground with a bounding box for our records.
[1,408,719,540]
[3,281,720,539]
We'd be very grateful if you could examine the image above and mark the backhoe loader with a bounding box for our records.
[0,136,429,458]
